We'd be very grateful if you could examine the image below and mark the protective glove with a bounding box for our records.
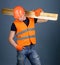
[33,8,43,16]
[16,45,23,51]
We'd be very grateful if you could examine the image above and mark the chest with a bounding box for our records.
[14,18,35,33]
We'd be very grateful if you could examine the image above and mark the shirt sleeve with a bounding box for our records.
[10,23,17,31]
[34,18,37,23]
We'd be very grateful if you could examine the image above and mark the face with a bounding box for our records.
[18,11,26,21]
[19,14,26,21]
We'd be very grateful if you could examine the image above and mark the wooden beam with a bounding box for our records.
[1,8,58,21]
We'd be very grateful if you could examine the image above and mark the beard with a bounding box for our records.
[19,16,26,21]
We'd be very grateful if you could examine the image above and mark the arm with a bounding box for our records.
[8,31,24,51]
[33,8,48,23]
[37,18,48,23]
[8,31,17,48]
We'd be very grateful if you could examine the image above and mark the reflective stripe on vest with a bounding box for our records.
[17,35,35,40]
[16,28,35,36]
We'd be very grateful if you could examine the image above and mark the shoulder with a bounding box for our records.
[34,18,37,23]
[28,17,37,23]
[10,23,17,31]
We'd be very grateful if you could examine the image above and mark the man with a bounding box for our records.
[8,6,47,65]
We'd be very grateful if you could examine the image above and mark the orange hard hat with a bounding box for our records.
[13,6,25,19]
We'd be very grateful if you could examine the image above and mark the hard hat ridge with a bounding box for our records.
[13,6,25,19]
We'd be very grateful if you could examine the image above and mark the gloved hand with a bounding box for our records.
[33,8,43,16]
[16,45,23,51]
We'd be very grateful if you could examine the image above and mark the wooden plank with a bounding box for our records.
[1,8,58,21]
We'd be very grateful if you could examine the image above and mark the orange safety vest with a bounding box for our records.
[13,18,36,47]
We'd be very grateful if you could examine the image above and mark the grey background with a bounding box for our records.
[0,0,60,65]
